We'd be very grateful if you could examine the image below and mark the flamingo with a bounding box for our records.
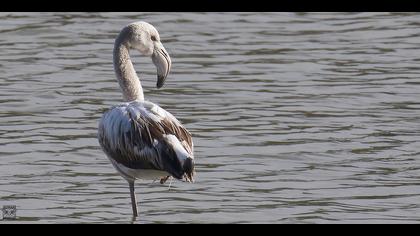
[98,21,195,217]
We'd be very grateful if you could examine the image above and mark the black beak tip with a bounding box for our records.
[156,75,166,89]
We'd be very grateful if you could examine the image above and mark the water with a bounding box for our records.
[1,12,420,224]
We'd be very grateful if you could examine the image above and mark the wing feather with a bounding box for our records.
[98,101,194,180]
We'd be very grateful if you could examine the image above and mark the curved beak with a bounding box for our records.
[152,43,171,89]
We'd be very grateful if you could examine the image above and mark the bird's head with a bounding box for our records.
[121,21,172,89]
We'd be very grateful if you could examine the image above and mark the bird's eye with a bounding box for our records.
[151,35,157,41]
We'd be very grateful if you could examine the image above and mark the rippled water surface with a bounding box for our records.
[1,12,420,223]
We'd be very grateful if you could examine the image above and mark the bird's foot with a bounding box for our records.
[160,175,170,184]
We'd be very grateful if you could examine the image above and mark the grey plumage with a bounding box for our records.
[98,101,194,182]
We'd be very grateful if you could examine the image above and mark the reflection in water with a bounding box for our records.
[1,12,420,223]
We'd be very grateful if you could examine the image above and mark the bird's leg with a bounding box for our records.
[129,181,138,217]
[168,177,174,191]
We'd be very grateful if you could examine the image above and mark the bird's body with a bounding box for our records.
[97,21,195,217]
[98,100,194,182]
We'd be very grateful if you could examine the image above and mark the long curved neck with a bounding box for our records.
[113,33,144,102]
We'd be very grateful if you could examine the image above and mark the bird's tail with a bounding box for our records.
[162,134,195,183]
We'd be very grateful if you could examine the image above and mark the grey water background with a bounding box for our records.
[1,12,420,223]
